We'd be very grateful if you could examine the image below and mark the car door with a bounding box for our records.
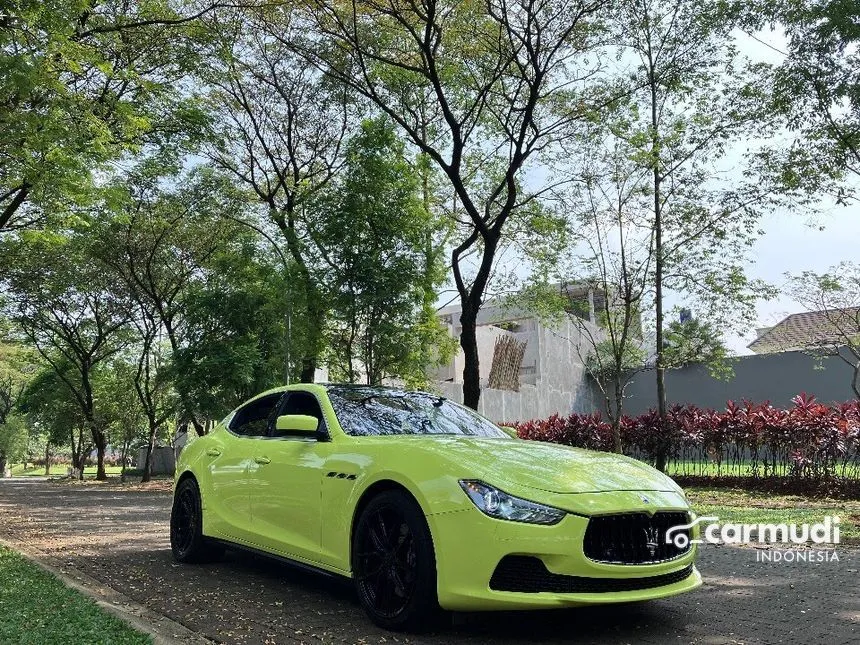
[250,390,331,564]
[207,392,284,544]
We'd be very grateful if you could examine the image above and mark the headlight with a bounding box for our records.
[458,480,565,525]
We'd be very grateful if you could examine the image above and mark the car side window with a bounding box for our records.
[271,391,324,438]
[229,393,284,437]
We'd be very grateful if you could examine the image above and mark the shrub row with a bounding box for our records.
[513,394,860,481]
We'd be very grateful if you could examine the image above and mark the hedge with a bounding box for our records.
[513,393,860,481]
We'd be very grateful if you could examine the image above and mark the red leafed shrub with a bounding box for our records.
[512,393,860,481]
[516,412,614,452]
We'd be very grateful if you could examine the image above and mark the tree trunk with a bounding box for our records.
[70,427,81,478]
[460,303,481,410]
[119,437,129,483]
[852,361,860,400]
[299,295,325,383]
[0,453,7,478]
[191,417,206,437]
[92,428,107,481]
[0,184,29,231]
[275,209,324,384]
[612,378,624,454]
[75,447,87,480]
[141,422,158,483]
[648,39,669,473]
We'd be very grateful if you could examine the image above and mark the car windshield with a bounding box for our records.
[327,386,509,438]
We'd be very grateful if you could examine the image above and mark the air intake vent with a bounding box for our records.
[489,556,693,593]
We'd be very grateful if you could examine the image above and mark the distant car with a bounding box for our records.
[170,384,701,630]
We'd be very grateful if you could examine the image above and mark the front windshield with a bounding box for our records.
[327,386,509,438]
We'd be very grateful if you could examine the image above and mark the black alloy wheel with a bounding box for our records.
[352,491,439,631]
[170,477,223,563]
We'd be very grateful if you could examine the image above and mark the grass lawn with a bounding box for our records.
[667,460,860,479]
[0,546,151,645]
[9,464,124,477]
[685,486,860,542]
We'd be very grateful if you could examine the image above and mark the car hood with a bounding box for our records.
[410,436,681,495]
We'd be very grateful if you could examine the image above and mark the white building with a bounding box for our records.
[432,283,610,422]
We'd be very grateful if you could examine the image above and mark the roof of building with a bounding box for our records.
[748,307,860,353]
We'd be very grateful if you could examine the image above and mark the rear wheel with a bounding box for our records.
[352,491,440,631]
[170,477,224,563]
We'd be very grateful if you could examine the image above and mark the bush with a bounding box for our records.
[513,394,860,482]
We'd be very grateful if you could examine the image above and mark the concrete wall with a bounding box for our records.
[437,317,601,423]
[136,446,176,476]
[622,348,858,415]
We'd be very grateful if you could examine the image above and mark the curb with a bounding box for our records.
[0,534,215,645]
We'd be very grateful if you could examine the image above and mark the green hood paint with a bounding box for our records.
[362,435,682,495]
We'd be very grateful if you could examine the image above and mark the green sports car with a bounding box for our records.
[170,383,701,630]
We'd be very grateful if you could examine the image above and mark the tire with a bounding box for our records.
[170,477,224,564]
[352,490,440,631]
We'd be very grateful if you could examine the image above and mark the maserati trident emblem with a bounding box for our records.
[640,494,650,504]
[643,526,660,557]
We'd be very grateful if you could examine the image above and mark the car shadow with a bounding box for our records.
[81,545,699,644]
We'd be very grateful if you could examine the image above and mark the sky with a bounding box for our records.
[726,203,859,355]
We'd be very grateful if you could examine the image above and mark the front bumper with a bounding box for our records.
[428,492,701,611]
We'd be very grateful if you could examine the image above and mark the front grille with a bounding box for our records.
[490,556,694,593]
[583,511,691,564]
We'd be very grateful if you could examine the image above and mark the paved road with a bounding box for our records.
[0,478,856,645]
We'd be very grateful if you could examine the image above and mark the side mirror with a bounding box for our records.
[499,425,519,439]
[275,414,319,436]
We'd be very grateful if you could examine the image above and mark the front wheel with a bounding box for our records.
[170,477,223,563]
[352,491,440,631]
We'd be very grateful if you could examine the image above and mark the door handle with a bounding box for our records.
[206,447,222,457]
[254,456,271,465]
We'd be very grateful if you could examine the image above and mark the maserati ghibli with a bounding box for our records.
[170,384,701,630]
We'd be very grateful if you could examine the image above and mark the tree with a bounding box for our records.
[786,262,860,399]
[199,8,353,382]
[662,317,730,375]
[512,162,652,454]
[1,231,131,479]
[316,117,455,385]
[96,359,149,481]
[169,231,297,418]
[0,0,211,232]
[608,0,783,469]
[18,365,93,478]
[734,0,859,202]
[287,0,614,408]
[0,331,37,475]
[90,164,255,438]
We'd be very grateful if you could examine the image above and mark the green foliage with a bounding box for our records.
[0,0,207,230]
[89,162,300,421]
[0,414,28,468]
[585,339,647,382]
[316,117,455,386]
[662,317,732,378]
[18,367,84,450]
[731,0,860,200]
[171,235,296,417]
[0,227,132,471]
[0,545,151,644]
